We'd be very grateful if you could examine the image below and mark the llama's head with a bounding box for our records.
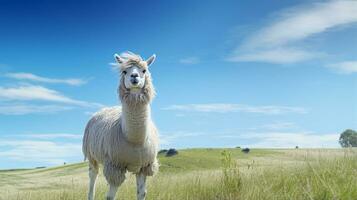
[114,51,156,105]
[114,52,155,92]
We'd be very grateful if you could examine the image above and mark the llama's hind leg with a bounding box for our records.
[136,173,147,200]
[88,160,99,200]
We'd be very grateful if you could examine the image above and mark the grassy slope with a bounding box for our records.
[158,148,281,172]
[0,148,356,200]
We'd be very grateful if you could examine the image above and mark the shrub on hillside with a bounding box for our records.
[166,148,178,157]
[242,148,250,153]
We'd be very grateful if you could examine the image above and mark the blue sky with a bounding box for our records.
[0,0,356,169]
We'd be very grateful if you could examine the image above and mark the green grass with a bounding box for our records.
[158,148,281,172]
[0,148,356,200]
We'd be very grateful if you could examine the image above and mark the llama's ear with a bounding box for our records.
[114,53,124,64]
[146,54,156,66]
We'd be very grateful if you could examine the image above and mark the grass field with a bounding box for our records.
[0,148,356,200]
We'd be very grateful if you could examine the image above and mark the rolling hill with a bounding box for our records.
[0,148,356,200]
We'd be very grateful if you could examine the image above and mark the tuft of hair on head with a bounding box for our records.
[114,51,143,65]
[114,51,156,69]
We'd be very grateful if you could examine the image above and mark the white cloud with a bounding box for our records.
[109,62,120,72]
[84,111,95,116]
[163,103,307,115]
[0,133,83,167]
[23,133,83,139]
[262,122,297,130]
[216,131,339,148]
[230,0,357,64]
[160,129,339,148]
[160,131,205,147]
[5,72,86,86]
[0,139,82,165]
[246,1,357,48]
[326,61,357,74]
[247,132,339,148]
[228,48,318,64]
[0,104,72,115]
[179,57,200,64]
[0,85,103,115]
[0,85,102,107]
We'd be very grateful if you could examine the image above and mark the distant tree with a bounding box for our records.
[339,129,357,147]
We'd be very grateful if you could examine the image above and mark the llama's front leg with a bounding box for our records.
[107,184,119,200]
[136,173,147,200]
[103,162,126,200]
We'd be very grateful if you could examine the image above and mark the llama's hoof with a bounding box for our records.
[137,189,147,200]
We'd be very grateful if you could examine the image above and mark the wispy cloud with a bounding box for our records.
[326,61,357,74]
[23,133,82,139]
[160,129,339,148]
[109,62,120,72]
[5,72,87,86]
[229,0,357,64]
[179,57,200,64]
[0,85,102,107]
[160,131,205,146]
[246,132,339,148]
[243,1,357,48]
[262,122,297,130]
[0,85,103,115]
[0,140,82,165]
[0,134,83,167]
[162,103,307,115]
[229,48,319,64]
[216,131,339,148]
[0,103,73,115]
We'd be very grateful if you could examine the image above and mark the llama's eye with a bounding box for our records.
[122,71,127,75]
[142,70,146,73]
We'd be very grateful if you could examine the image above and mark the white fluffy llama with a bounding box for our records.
[82,51,159,200]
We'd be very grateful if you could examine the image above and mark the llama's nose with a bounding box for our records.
[131,73,139,78]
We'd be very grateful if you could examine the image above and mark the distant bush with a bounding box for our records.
[166,148,178,157]
[241,148,250,153]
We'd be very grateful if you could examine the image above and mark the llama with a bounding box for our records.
[82,51,159,200]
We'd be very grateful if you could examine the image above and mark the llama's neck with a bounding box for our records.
[121,102,150,144]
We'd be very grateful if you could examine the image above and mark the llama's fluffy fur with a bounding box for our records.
[82,52,159,186]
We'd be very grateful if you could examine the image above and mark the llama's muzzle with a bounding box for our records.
[131,78,139,85]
